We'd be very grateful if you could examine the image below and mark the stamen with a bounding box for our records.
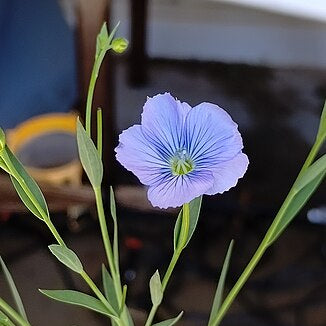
[170,149,195,176]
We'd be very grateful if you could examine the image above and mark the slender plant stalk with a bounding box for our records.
[93,186,126,324]
[94,188,117,281]
[97,108,103,159]
[0,298,31,326]
[112,197,121,292]
[210,134,325,326]
[85,49,109,136]
[44,218,66,246]
[85,32,128,325]
[0,24,128,326]
[80,271,120,318]
[162,203,189,291]
[93,187,129,325]
[144,203,190,326]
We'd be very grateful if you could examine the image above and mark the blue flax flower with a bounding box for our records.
[115,93,249,209]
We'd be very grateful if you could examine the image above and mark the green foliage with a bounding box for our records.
[5,147,49,220]
[149,270,163,306]
[96,21,128,57]
[0,257,27,321]
[0,128,5,151]
[294,154,326,191]
[0,157,11,174]
[96,22,109,59]
[173,196,202,250]
[107,22,121,45]
[208,240,234,326]
[0,311,14,326]
[152,312,183,326]
[316,101,326,141]
[110,186,120,271]
[76,119,103,188]
[40,289,117,319]
[268,171,325,245]
[119,285,127,315]
[48,245,83,274]
[102,265,120,313]
[110,186,117,223]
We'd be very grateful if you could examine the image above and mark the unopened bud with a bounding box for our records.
[112,38,128,54]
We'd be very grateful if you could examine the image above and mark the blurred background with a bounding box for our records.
[0,0,325,325]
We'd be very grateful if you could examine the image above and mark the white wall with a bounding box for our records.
[112,0,326,68]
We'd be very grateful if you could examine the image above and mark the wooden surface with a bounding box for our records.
[0,174,95,214]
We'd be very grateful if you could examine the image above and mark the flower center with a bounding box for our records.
[170,149,194,176]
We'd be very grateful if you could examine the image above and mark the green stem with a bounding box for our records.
[210,136,325,326]
[0,299,31,326]
[97,108,103,159]
[85,49,108,136]
[94,187,129,325]
[81,271,126,326]
[144,203,190,326]
[144,308,157,326]
[94,187,117,280]
[80,271,116,316]
[44,218,65,246]
[161,203,189,291]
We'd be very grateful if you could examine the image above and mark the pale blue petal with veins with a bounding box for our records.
[115,93,249,209]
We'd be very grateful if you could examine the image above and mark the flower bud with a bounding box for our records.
[0,127,5,151]
[112,38,129,54]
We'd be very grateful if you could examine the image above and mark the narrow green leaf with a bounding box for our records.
[0,311,15,326]
[208,240,234,326]
[108,21,121,45]
[110,187,119,270]
[316,100,326,140]
[294,154,326,191]
[110,186,117,224]
[149,270,163,306]
[102,265,119,313]
[119,285,127,315]
[0,127,5,150]
[5,146,49,220]
[49,245,83,274]
[0,157,11,175]
[40,289,117,319]
[96,22,109,58]
[268,171,325,245]
[0,257,27,321]
[76,119,103,188]
[152,312,184,326]
[10,177,42,219]
[174,196,202,250]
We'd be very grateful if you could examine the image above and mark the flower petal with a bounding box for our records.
[115,125,171,185]
[184,102,243,168]
[147,170,214,209]
[141,93,190,156]
[205,153,249,195]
